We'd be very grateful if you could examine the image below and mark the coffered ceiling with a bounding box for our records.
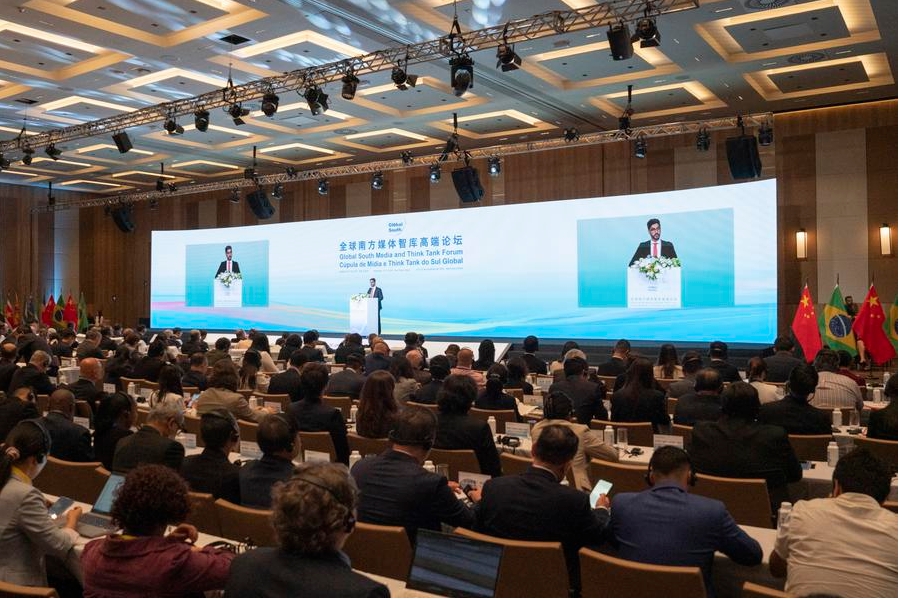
[0,0,894,195]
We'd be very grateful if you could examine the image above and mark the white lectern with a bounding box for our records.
[627,267,681,308]
[350,297,379,336]
[214,279,243,308]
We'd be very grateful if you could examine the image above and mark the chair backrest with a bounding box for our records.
[470,408,516,434]
[741,581,790,597]
[406,401,439,413]
[182,386,199,396]
[671,424,693,448]
[213,498,276,547]
[33,457,110,504]
[506,388,524,401]
[323,395,353,420]
[182,413,205,447]
[667,396,678,415]
[299,431,336,462]
[185,492,221,536]
[455,528,569,598]
[35,394,50,416]
[136,407,149,427]
[882,501,898,513]
[587,458,648,496]
[598,375,618,390]
[500,452,532,477]
[140,379,160,392]
[119,376,142,393]
[238,419,257,443]
[657,378,677,391]
[342,521,413,581]
[256,392,290,412]
[815,406,855,426]
[0,580,58,598]
[787,434,832,462]
[74,400,93,421]
[853,436,898,471]
[428,448,481,480]
[579,547,706,598]
[589,419,654,447]
[693,473,773,528]
[347,432,389,458]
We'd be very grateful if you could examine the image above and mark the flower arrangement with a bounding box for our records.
[351,293,369,301]
[216,271,243,288]
[630,256,682,282]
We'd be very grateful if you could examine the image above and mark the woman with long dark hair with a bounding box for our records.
[504,356,534,395]
[249,333,279,374]
[473,339,496,371]
[389,355,420,405]
[611,357,669,432]
[654,343,683,380]
[149,363,185,408]
[356,371,398,439]
[93,392,138,470]
[475,364,522,421]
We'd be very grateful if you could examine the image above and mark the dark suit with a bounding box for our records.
[708,359,741,383]
[666,376,696,399]
[41,411,93,462]
[365,286,383,334]
[181,447,241,504]
[757,394,832,435]
[215,260,240,276]
[867,401,898,441]
[595,357,628,377]
[325,369,365,399]
[16,334,53,363]
[611,389,670,432]
[130,356,165,382]
[415,380,442,404]
[351,449,474,539]
[297,345,324,363]
[277,342,302,362]
[610,482,762,593]
[333,343,363,365]
[363,353,391,375]
[8,364,55,396]
[181,370,207,391]
[65,378,104,414]
[226,548,389,598]
[286,400,350,465]
[521,353,548,376]
[763,352,804,383]
[75,341,104,361]
[548,375,608,425]
[205,349,231,367]
[93,427,132,471]
[475,466,610,592]
[0,397,39,441]
[673,392,722,426]
[434,411,502,477]
[0,362,19,395]
[111,425,185,473]
[267,368,303,403]
[629,239,677,264]
[239,454,294,509]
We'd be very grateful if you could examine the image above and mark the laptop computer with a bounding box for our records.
[76,473,125,538]
[404,529,504,598]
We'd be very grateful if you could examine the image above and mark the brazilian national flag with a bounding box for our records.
[53,293,66,329]
[823,285,856,355]
[887,294,898,351]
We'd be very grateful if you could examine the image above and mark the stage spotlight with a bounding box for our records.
[285,166,298,179]
[304,86,329,115]
[439,133,459,162]
[163,116,184,135]
[371,171,384,190]
[228,103,250,126]
[21,147,34,166]
[634,134,647,159]
[450,54,474,97]
[429,163,441,183]
[401,151,413,166]
[45,143,62,160]
[495,44,521,71]
[261,92,280,117]
[272,182,284,200]
[391,65,417,90]
[563,127,580,142]
[194,109,210,132]
[229,187,241,203]
[341,71,359,100]
[487,156,501,176]
[607,22,634,60]
[696,128,711,151]
[156,178,165,192]
[632,15,660,48]
[0,154,10,170]
[317,178,329,195]
[757,121,774,146]
[244,167,257,181]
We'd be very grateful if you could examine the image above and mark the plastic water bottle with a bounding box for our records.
[487,416,497,436]
[603,425,615,447]
[126,382,136,398]
[249,395,258,409]
[832,408,842,427]
[423,460,436,473]
[777,502,792,529]
[349,405,358,423]
[349,450,362,470]
[827,441,840,467]
[884,372,892,385]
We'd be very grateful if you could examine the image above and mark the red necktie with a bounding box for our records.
[652,242,658,258]
[227,260,231,272]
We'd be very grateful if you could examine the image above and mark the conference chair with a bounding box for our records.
[470,407,516,434]
[238,419,257,443]
[598,376,618,393]
[579,548,706,598]
[35,394,50,416]
[33,458,109,505]
[185,492,221,536]
[741,581,790,597]
[787,434,832,462]
[140,379,159,392]
[587,458,648,496]
[882,501,897,513]
[693,473,773,528]
[181,386,199,396]
[182,414,204,447]
[298,431,337,462]
[589,419,654,447]
[427,448,481,480]
[74,400,93,422]
[455,528,569,598]
[0,581,58,598]
[405,400,439,413]
[213,499,276,547]
[667,397,678,415]
[135,406,149,427]
[323,395,353,420]
[853,436,898,471]
[255,392,290,412]
[342,522,413,581]
[506,388,524,401]
[671,424,693,448]
[347,432,389,457]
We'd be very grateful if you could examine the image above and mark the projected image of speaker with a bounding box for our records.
[725,135,762,180]
[451,166,484,203]
[111,204,135,233]
[246,188,275,219]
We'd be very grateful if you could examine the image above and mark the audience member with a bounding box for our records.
[673,368,723,426]
[475,363,521,421]
[286,363,349,465]
[93,392,137,471]
[443,343,460,368]
[112,398,186,473]
[747,357,780,404]
[297,330,325,364]
[389,355,421,405]
[131,340,167,382]
[0,387,40,441]
[392,332,421,361]
[75,330,104,361]
[356,370,398,439]
[239,414,298,509]
[364,341,392,375]
[0,342,19,395]
[654,343,683,380]
[473,339,496,371]
[181,352,208,391]
[238,349,262,391]
[595,339,630,377]
[415,355,449,404]
[707,341,741,382]
[277,333,303,362]
[450,347,487,387]
[763,336,804,383]
[836,349,867,390]
[666,351,703,399]
[866,375,897,440]
[406,350,432,386]
[504,356,534,396]
[325,352,365,399]
[196,360,270,422]
[758,363,830,435]
[612,357,669,432]
[204,337,232,367]
[810,348,864,411]
[267,350,307,403]
[41,389,93,462]
[334,333,364,365]
[548,356,608,425]
[549,341,580,378]
[434,375,501,477]
[247,335,279,374]
[66,356,105,414]
[104,347,137,389]
[148,363,185,408]
[8,350,55,397]
[180,409,241,504]
[520,335,548,375]
[179,329,205,356]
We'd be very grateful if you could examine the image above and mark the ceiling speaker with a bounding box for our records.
[725,135,762,180]
[451,166,484,203]
[111,204,135,233]
[112,132,132,154]
[246,188,275,220]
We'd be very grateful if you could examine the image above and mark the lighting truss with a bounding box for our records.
[2,1,698,154]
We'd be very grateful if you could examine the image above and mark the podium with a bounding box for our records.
[350,297,379,336]
[627,266,681,308]
[214,279,243,308]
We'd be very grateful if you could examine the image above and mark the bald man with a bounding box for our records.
[364,340,392,375]
[67,357,105,414]
[407,350,432,386]
[41,388,94,462]
[451,348,487,387]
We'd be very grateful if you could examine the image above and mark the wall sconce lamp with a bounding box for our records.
[796,228,808,260]
[880,223,892,256]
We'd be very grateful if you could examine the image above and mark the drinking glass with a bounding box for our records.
[616,427,628,448]
[849,409,860,427]
[436,464,450,480]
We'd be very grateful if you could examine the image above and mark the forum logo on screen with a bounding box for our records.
[388,220,405,234]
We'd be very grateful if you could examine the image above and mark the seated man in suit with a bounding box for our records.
[267,350,307,403]
[364,341,392,375]
[204,337,232,368]
[629,218,677,265]
[351,406,474,539]
[764,336,804,383]
[297,330,325,363]
[325,352,365,399]
[866,375,897,440]
[180,409,241,504]
[41,388,94,462]
[239,414,298,509]
[595,339,630,377]
[610,446,762,594]
[66,357,105,414]
[666,351,704,399]
[285,363,349,465]
[0,386,40,441]
[475,424,610,594]
[520,335,548,376]
[75,330,104,362]
[406,350,432,386]
[673,368,723,426]
[758,363,831,435]
[334,333,364,365]
[215,245,240,276]
[547,356,608,425]
[707,341,741,383]
[0,342,19,396]
[810,348,864,412]
[8,350,55,397]
[180,352,208,391]
[112,397,185,473]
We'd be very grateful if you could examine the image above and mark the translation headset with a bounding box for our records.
[291,473,356,533]
[543,390,574,421]
[17,419,52,464]
[644,446,696,487]
[271,413,297,451]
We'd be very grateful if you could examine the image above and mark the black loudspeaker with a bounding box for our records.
[725,135,762,180]
[451,166,484,203]
[111,204,135,233]
[112,132,132,154]
[246,188,275,219]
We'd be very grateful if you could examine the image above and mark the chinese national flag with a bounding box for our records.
[41,294,55,327]
[791,284,823,363]
[62,293,78,324]
[851,284,896,364]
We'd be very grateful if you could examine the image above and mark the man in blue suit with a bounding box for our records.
[609,446,762,595]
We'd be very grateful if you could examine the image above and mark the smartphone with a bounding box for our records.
[801,461,812,470]
[590,479,613,508]
[48,496,74,521]
[188,393,201,408]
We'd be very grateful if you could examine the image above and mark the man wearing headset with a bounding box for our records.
[609,445,762,594]
[179,409,241,504]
